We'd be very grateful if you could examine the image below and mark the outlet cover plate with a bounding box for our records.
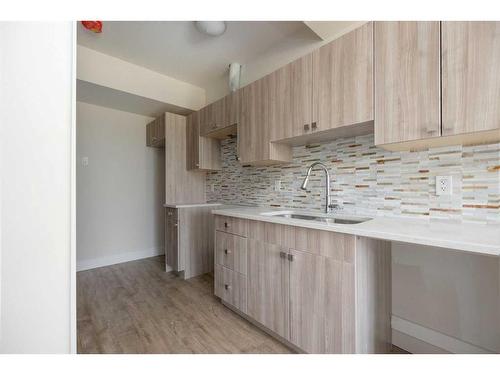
[436,175,452,196]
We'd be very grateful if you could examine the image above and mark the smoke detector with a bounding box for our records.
[195,21,226,36]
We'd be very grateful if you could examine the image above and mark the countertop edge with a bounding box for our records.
[211,209,500,257]
[164,203,222,208]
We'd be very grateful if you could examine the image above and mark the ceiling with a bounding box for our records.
[77,21,320,91]
[77,80,191,118]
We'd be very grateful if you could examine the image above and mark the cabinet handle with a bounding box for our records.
[287,254,294,262]
[173,223,178,227]
[279,251,287,259]
[303,124,310,131]
[311,122,317,131]
[195,163,199,167]
[224,284,232,290]
[224,222,229,228]
[224,249,231,255]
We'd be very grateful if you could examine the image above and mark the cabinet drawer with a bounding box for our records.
[214,264,247,313]
[215,231,247,275]
[293,227,355,263]
[215,215,248,237]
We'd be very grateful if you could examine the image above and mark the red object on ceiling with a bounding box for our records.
[81,21,102,33]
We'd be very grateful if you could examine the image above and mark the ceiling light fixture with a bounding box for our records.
[194,21,226,37]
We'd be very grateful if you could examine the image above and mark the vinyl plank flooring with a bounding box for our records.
[77,256,293,354]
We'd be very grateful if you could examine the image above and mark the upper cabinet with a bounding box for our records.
[270,53,314,141]
[375,21,500,150]
[200,91,239,139]
[442,22,500,137]
[187,21,500,161]
[313,22,374,133]
[238,76,293,165]
[186,111,221,171]
[270,22,374,145]
[164,113,206,204]
[146,115,165,147]
[374,21,441,146]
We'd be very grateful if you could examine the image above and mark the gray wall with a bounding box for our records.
[392,243,500,353]
[76,102,165,271]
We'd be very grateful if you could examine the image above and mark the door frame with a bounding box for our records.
[70,20,77,354]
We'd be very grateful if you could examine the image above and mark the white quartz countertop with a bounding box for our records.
[164,203,222,208]
[211,206,500,257]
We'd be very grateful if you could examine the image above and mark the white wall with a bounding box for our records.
[76,102,165,271]
[0,22,73,353]
[392,243,500,353]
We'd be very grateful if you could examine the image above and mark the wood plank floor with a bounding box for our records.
[77,256,293,354]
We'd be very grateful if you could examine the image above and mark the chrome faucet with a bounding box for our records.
[300,161,338,214]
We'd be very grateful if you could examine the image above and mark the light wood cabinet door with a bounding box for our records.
[247,239,290,339]
[179,206,215,279]
[211,97,225,132]
[374,21,441,146]
[165,208,180,271]
[214,264,247,313]
[186,111,221,171]
[238,78,268,164]
[199,92,239,138]
[215,215,248,237]
[199,104,214,135]
[238,76,292,165]
[289,249,355,353]
[442,21,500,136]
[224,90,239,128]
[215,231,247,275]
[313,22,373,132]
[270,53,314,141]
[146,115,165,147]
[185,112,200,170]
[164,113,206,204]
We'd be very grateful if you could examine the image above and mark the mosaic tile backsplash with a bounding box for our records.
[206,134,500,224]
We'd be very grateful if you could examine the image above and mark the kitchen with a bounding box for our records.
[1,11,499,365]
[73,20,500,355]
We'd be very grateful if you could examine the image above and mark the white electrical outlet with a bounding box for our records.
[274,180,282,192]
[436,175,452,196]
[82,156,89,167]
[210,183,215,192]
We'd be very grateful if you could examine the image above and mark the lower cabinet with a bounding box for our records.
[214,264,247,313]
[214,214,392,354]
[288,249,355,353]
[165,208,179,271]
[247,239,290,340]
[165,206,215,279]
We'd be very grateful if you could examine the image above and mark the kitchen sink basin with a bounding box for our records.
[261,211,372,224]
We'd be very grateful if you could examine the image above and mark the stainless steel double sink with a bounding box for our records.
[260,211,372,225]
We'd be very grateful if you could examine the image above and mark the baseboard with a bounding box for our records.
[77,248,165,272]
[391,315,494,354]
